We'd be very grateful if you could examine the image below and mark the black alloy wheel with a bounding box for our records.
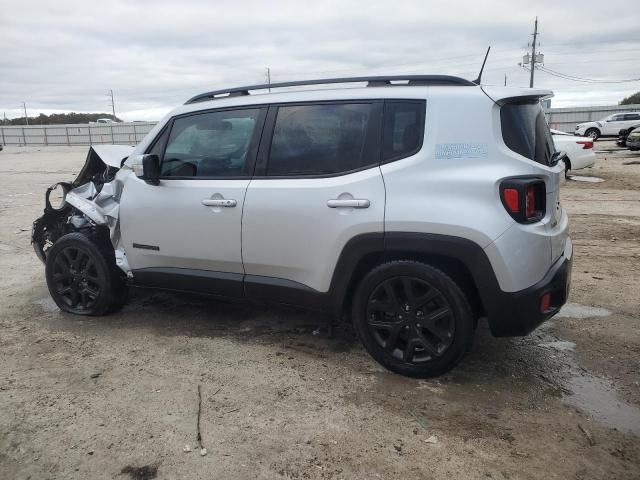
[51,245,102,311]
[366,276,455,363]
[353,261,474,378]
[45,233,125,315]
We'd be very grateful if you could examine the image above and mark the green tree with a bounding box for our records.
[620,92,640,105]
[3,112,122,125]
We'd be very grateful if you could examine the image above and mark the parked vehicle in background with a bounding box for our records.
[627,129,640,151]
[91,118,119,124]
[616,124,640,148]
[31,76,571,378]
[551,129,596,176]
[574,112,640,140]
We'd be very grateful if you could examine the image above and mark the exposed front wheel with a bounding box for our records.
[45,233,126,315]
[585,128,600,141]
[352,261,474,378]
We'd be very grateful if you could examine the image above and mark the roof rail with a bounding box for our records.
[185,75,475,104]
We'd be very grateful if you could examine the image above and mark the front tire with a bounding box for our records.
[585,128,600,141]
[352,261,474,378]
[45,233,126,315]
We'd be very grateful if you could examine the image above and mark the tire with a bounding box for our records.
[564,158,571,179]
[45,232,126,315]
[585,128,600,141]
[352,261,474,378]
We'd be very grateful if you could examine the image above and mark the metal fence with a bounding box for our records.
[0,121,157,146]
[545,103,640,133]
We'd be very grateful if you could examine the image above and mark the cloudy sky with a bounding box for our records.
[2,0,639,121]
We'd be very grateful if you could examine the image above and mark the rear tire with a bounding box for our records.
[352,261,474,378]
[45,233,126,315]
[585,128,600,141]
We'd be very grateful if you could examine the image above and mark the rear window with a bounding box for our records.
[500,101,555,166]
[267,103,376,176]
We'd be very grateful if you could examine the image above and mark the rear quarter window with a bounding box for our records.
[500,101,555,166]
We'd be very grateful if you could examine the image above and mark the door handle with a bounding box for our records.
[327,199,370,208]
[202,198,237,207]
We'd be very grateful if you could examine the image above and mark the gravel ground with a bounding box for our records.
[1,142,639,480]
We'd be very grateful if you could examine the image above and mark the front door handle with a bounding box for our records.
[327,199,370,208]
[202,198,237,207]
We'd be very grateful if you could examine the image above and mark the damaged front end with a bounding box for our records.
[32,145,134,267]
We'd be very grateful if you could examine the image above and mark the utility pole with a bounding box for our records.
[108,89,116,118]
[529,17,538,88]
[23,102,29,125]
[266,67,271,92]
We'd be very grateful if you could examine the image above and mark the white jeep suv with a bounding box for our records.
[574,112,640,140]
[32,75,572,378]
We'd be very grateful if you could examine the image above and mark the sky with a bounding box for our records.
[2,0,639,122]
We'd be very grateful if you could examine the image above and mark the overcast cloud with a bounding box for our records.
[2,0,639,121]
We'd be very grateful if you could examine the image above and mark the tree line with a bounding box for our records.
[2,113,122,125]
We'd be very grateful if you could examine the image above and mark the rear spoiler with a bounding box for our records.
[481,86,554,105]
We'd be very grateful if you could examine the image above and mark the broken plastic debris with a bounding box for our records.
[200,447,207,456]
[183,445,192,453]
[423,435,438,444]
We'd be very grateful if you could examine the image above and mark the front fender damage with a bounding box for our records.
[31,145,134,274]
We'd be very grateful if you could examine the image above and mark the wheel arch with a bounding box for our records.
[330,232,495,322]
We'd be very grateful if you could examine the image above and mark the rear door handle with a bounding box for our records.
[327,199,370,208]
[202,198,237,207]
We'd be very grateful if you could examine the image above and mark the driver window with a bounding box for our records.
[161,108,261,177]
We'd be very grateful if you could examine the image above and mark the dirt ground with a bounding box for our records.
[1,142,639,480]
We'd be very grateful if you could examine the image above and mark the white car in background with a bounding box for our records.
[574,112,640,140]
[551,129,596,176]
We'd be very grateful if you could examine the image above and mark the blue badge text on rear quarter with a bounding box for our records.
[435,143,488,159]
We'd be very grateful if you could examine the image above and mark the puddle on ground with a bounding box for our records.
[556,303,611,319]
[564,373,640,435]
[567,175,605,183]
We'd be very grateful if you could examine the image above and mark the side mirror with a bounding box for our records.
[131,154,160,185]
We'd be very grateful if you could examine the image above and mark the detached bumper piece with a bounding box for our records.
[487,253,572,337]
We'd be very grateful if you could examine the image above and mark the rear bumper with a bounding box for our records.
[486,241,572,337]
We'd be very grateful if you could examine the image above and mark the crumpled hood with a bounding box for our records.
[90,145,136,168]
[73,145,135,187]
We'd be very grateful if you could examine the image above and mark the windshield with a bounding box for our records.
[500,101,556,166]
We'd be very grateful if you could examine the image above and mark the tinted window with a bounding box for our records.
[501,102,555,166]
[161,108,261,177]
[610,115,624,121]
[383,101,425,161]
[624,114,640,121]
[267,103,375,176]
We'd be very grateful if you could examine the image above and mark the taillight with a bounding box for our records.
[500,178,546,223]
[525,185,536,217]
[503,188,519,213]
[577,140,593,149]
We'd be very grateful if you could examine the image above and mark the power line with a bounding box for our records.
[537,65,640,83]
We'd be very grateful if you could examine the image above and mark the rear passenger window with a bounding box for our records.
[382,101,425,162]
[267,103,376,176]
